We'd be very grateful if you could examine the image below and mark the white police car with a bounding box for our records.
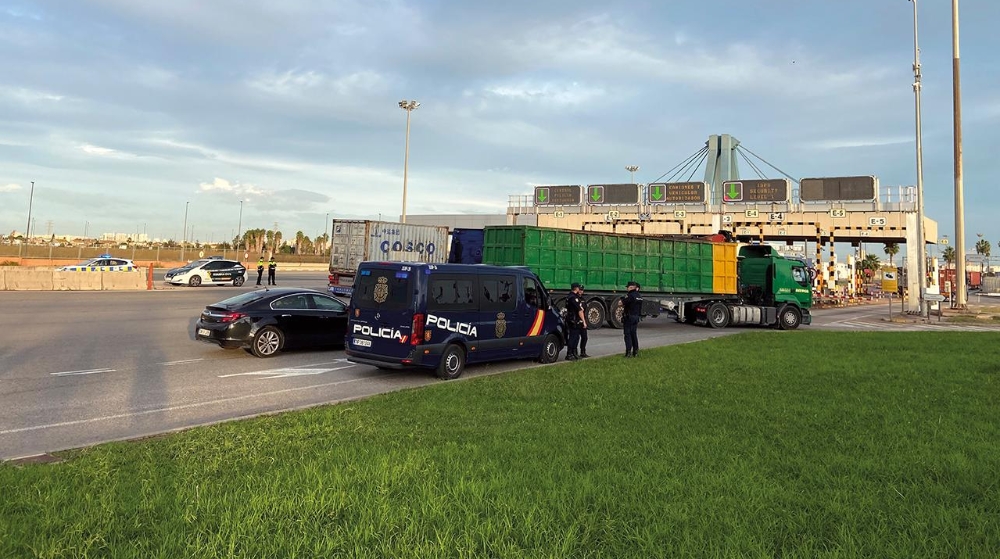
[58,254,137,272]
[164,257,247,287]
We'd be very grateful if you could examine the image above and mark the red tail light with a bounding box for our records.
[220,311,247,323]
[411,313,425,346]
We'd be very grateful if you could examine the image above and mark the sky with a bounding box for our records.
[1,0,999,247]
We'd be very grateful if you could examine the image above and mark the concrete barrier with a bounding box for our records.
[0,267,5,290]
[101,271,147,290]
[4,268,55,290]
[52,271,103,291]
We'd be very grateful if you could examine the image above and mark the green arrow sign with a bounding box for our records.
[591,189,601,201]
[652,185,663,200]
[724,181,742,202]
[537,189,547,203]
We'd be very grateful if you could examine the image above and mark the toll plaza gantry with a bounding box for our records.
[508,135,938,311]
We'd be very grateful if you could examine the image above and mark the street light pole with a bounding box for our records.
[952,0,967,309]
[325,212,330,256]
[19,180,35,257]
[398,99,420,224]
[909,0,928,318]
[625,165,639,183]
[236,200,243,257]
[181,201,189,261]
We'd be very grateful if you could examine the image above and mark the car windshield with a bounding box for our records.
[213,290,272,309]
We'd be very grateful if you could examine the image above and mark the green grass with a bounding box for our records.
[2,332,999,558]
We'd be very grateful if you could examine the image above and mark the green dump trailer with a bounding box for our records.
[482,225,813,330]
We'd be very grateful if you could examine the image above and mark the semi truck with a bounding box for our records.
[480,225,813,330]
[328,219,449,296]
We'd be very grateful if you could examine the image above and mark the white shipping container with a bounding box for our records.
[328,220,449,295]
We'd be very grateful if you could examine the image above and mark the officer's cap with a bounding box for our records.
[627,281,640,288]
[571,282,584,290]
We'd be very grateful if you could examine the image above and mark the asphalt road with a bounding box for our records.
[0,275,926,461]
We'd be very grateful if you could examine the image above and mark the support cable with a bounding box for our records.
[736,149,768,180]
[737,145,800,185]
[651,147,708,184]
[684,151,709,182]
[668,147,709,183]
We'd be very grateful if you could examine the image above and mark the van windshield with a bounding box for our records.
[352,267,413,311]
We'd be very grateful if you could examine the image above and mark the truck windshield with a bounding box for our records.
[792,266,810,286]
[352,268,413,311]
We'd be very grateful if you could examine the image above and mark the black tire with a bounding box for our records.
[189,275,202,287]
[538,333,561,363]
[436,344,466,380]
[707,302,730,329]
[584,299,605,330]
[777,305,802,330]
[233,275,245,287]
[683,303,697,324]
[553,297,568,321]
[608,299,624,329]
[251,326,284,357]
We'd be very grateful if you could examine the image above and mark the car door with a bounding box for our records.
[309,294,349,347]
[269,294,317,348]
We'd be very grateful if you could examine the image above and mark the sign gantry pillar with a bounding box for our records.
[704,134,741,210]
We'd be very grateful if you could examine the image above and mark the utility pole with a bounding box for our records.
[952,0,967,309]
[398,99,420,223]
[181,201,189,261]
[909,0,928,318]
[19,180,35,257]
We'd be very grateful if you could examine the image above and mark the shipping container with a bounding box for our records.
[328,220,449,295]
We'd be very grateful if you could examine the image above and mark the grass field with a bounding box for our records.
[2,332,998,558]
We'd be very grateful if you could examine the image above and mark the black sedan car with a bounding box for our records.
[195,288,349,357]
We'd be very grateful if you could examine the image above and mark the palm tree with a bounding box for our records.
[883,242,900,266]
[975,237,991,272]
[942,246,956,269]
[295,230,305,255]
[860,254,881,281]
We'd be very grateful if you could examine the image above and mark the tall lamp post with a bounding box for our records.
[952,0,967,308]
[398,99,420,223]
[908,0,928,318]
[180,201,189,261]
[625,165,639,183]
[19,180,35,257]
[236,200,243,259]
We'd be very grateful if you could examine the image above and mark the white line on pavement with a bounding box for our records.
[158,359,204,366]
[50,368,116,376]
[217,360,348,378]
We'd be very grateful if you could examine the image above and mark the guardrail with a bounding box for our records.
[0,265,152,291]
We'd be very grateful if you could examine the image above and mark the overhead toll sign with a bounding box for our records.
[586,183,639,205]
[647,182,707,204]
[724,178,790,203]
[534,185,582,206]
[800,176,877,202]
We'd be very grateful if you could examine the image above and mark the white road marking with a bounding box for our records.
[0,373,384,436]
[50,368,116,377]
[218,359,355,379]
[159,359,204,366]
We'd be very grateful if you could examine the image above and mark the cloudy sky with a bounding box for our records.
[1,0,998,246]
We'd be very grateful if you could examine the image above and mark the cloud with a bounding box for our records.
[198,177,270,199]
[0,86,64,104]
[78,143,139,159]
[1,183,22,192]
[482,81,607,107]
[806,137,913,150]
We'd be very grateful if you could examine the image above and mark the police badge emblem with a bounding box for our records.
[495,312,507,338]
[374,276,389,303]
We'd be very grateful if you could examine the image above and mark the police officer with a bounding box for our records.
[256,256,265,286]
[622,281,643,357]
[267,255,277,286]
[564,283,588,360]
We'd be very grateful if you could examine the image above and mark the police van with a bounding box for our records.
[345,262,566,379]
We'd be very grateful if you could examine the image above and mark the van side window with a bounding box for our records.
[480,275,517,312]
[523,277,544,308]
[428,275,477,311]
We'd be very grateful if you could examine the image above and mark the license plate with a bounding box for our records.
[352,338,372,347]
[197,328,210,337]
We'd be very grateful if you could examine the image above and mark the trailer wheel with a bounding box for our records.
[707,302,730,329]
[777,305,802,330]
[608,298,625,329]
[585,299,605,330]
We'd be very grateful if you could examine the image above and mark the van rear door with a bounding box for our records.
[348,265,416,360]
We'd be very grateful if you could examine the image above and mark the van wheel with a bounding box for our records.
[436,344,466,380]
[538,334,561,364]
[777,305,802,330]
[707,302,730,329]
[584,299,605,330]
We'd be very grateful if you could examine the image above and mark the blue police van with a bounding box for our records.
[345,262,566,379]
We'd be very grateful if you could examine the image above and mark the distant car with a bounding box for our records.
[164,257,246,287]
[58,254,137,272]
[195,288,349,357]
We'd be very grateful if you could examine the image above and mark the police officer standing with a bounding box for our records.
[256,256,265,286]
[564,283,589,360]
[267,255,277,286]
[622,281,643,357]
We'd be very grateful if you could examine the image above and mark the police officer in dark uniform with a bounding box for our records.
[267,255,277,286]
[564,282,588,360]
[622,281,643,357]
[256,256,265,286]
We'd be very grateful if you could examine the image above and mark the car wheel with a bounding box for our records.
[777,305,801,330]
[436,344,466,380]
[537,333,561,364]
[251,326,284,357]
[233,275,245,287]
[189,275,202,287]
[707,302,730,329]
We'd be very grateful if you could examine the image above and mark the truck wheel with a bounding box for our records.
[778,305,802,330]
[608,299,624,329]
[436,344,466,380]
[707,302,730,329]
[553,297,568,321]
[537,333,561,364]
[585,299,605,330]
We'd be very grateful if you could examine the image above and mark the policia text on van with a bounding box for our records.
[345,263,566,379]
